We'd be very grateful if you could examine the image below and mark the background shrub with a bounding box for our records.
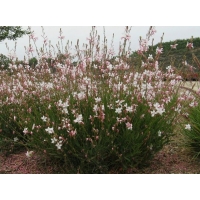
[0,54,12,70]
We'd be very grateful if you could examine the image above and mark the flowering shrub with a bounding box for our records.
[0,26,198,173]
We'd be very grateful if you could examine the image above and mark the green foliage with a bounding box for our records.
[0,26,30,42]
[0,54,12,69]
[0,104,25,154]
[130,38,200,72]
[182,101,200,158]
[29,57,38,67]
[152,37,200,70]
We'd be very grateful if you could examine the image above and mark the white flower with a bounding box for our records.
[126,106,133,113]
[175,104,182,113]
[166,65,172,71]
[32,124,35,130]
[56,142,62,150]
[41,115,47,122]
[14,137,18,142]
[74,114,83,124]
[141,61,147,68]
[189,102,195,107]
[170,44,178,49]
[170,80,176,86]
[123,85,127,91]
[62,108,68,114]
[23,128,28,134]
[152,103,165,116]
[115,107,122,114]
[62,101,69,108]
[83,77,91,84]
[156,107,165,115]
[93,104,98,112]
[51,137,58,144]
[185,124,191,131]
[25,151,34,158]
[116,100,125,105]
[158,130,162,137]
[77,92,86,100]
[58,99,63,107]
[183,61,188,66]
[107,64,113,70]
[186,42,193,49]
[93,64,98,69]
[95,97,101,103]
[115,57,119,62]
[126,122,132,130]
[45,127,54,134]
[154,102,160,110]
[117,117,123,123]
[151,110,157,117]
[148,54,153,60]
[156,47,163,54]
